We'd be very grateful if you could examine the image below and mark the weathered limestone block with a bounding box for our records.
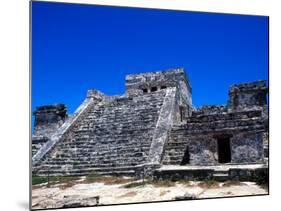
[125,68,192,115]
[34,90,167,176]
[193,105,226,116]
[229,167,268,181]
[163,107,266,166]
[188,137,217,165]
[32,90,106,166]
[148,87,177,164]
[153,168,214,181]
[32,136,49,156]
[263,132,269,158]
[227,80,267,111]
[231,132,264,163]
[33,104,68,138]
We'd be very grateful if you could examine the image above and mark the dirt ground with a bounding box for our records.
[32,176,268,209]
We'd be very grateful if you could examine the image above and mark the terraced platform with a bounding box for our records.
[34,90,167,176]
[154,163,268,181]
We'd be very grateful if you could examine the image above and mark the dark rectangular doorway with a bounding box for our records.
[217,137,231,163]
[180,146,190,165]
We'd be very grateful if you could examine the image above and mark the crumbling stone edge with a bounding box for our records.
[32,90,107,166]
[147,87,177,164]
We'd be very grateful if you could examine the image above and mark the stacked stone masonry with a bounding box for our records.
[32,68,268,181]
[34,90,167,176]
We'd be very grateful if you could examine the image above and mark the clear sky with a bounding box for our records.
[32,1,268,116]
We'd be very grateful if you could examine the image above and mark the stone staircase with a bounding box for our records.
[162,137,187,165]
[212,169,229,181]
[34,90,167,176]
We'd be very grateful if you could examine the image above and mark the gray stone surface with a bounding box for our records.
[32,68,268,180]
[162,109,266,166]
[154,164,268,181]
[227,80,267,111]
[34,90,167,176]
[32,90,107,165]
[148,87,177,164]
[33,104,68,138]
[125,68,192,117]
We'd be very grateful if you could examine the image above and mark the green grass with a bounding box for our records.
[32,175,80,186]
[222,180,241,187]
[147,179,175,187]
[123,182,144,188]
[32,175,48,185]
[32,171,135,188]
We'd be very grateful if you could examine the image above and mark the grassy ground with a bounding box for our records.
[32,173,267,191]
[32,172,135,189]
[32,174,81,187]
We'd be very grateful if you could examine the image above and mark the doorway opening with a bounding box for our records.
[179,106,184,122]
[142,88,148,93]
[217,137,231,163]
[151,87,157,92]
[180,146,190,165]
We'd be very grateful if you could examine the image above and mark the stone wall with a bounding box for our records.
[154,166,268,182]
[32,137,49,156]
[227,80,267,111]
[188,136,217,165]
[263,132,269,158]
[231,132,264,163]
[125,68,192,117]
[32,90,107,166]
[34,90,169,176]
[163,109,266,166]
[33,104,68,138]
[193,105,226,116]
[32,68,268,178]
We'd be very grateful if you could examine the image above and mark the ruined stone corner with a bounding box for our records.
[86,89,108,101]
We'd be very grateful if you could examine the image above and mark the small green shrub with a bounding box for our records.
[253,170,269,191]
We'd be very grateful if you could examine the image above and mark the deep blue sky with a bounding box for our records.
[32,1,268,116]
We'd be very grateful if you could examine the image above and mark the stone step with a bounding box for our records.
[162,160,181,165]
[80,117,158,123]
[165,145,186,150]
[51,153,149,159]
[37,169,136,177]
[163,156,183,161]
[55,143,151,149]
[42,154,148,161]
[48,148,150,154]
[53,148,151,154]
[43,157,147,164]
[212,173,229,181]
[35,164,139,176]
[38,164,140,171]
[35,90,166,176]
[214,170,229,174]
[39,161,142,168]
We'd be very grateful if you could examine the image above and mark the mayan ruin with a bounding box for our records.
[32,68,268,182]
